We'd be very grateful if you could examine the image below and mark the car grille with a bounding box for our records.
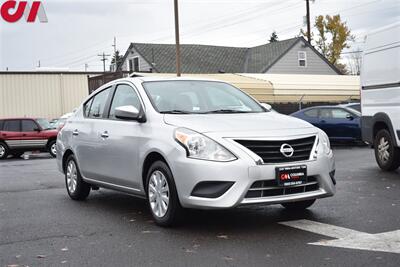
[245,176,319,198]
[234,136,316,164]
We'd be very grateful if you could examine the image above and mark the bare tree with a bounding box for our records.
[347,48,362,75]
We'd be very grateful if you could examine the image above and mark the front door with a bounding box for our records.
[20,119,47,149]
[94,83,144,189]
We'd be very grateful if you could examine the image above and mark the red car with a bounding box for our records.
[0,118,58,159]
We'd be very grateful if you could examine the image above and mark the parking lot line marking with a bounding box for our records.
[279,220,400,254]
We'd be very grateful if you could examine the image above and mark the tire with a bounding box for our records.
[281,199,316,210]
[374,129,400,171]
[0,142,9,160]
[48,140,57,158]
[65,155,90,200]
[146,161,183,227]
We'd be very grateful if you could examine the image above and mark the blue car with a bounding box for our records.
[291,106,361,142]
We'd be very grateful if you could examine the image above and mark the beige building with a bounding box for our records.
[0,71,360,119]
[0,72,90,119]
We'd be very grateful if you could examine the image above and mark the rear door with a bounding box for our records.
[20,119,47,149]
[1,120,22,149]
[317,108,335,137]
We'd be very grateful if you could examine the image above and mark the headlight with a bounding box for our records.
[319,130,331,154]
[174,128,237,162]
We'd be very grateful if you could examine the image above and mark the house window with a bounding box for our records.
[129,57,140,72]
[298,51,307,67]
[133,57,140,72]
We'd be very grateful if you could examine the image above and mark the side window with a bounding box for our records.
[22,120,38,132]
[88,87,112,119]
[83,97,94,118]
[0,120,3,131]
[304,109,318,118]
[319,109,332,119]
[109,84,141,119]
[331,109,351,119]
[3,120,21,132]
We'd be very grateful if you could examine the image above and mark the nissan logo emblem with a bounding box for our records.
[280,143,294,157]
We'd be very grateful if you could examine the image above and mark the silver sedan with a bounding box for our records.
[57,77,336,226]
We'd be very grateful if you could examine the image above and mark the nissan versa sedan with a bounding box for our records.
[56,77,336,226]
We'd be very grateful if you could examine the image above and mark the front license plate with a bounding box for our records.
[276,165,307,187]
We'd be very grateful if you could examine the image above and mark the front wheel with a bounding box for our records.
[146,161,183,227]
[65,155,90,200]
[48,140,57,158]
[281,199,316,210]
[374,129,400,171]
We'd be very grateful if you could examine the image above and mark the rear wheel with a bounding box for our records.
[48,140,57,158]
[281,199,316,210]
[65,155,90,200]
[374,129,400,171]
[146,161,183,227]
[0,142,9,160]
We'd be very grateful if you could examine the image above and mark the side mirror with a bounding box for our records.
[346,114,354,120]
[115,105,146,122]
[34,128,41,132]
[260,103,272,111]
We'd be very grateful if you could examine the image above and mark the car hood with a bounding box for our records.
[163,112,314,134]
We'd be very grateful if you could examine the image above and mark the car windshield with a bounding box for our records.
[36,118,52,130]
[143,80,265,114]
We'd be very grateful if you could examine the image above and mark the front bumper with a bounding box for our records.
[170,148,335,209]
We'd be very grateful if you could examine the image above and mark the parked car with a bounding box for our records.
[57,77,336,226]
[291,106,362,142]
[338,103,361,113]
[361,22,400,171]
[55,112,74,130]
[0,118,58,159]
[49,118,59,129]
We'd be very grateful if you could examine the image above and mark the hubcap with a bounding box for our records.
[148,170,170,218]
[51,143,57,155]
[0,145,5,158]
[378,137,390,163]
[66,160,78,193]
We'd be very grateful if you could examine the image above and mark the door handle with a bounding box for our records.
[100,131,109,138]
[72,129,79,136]
[22,134,27,137]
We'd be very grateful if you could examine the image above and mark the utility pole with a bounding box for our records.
[174,0,181,77]
[37,60,41,68]
[112,36,117,55]
[112,37,117,72]
[84,63,88,72]
[98,52,110,72]
[306,0,311,43]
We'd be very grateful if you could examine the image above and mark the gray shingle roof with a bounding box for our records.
[132,43,248,73]
[245,37,298,72]
[121,37,340,74]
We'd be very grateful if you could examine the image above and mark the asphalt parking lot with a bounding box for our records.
[1,147,399,266]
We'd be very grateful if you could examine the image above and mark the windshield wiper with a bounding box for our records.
[204,109,251,114]
[160,110,191,114]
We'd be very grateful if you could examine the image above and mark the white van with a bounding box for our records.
[361,22,400,171]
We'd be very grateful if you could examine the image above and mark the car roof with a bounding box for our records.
[116,76,225,83]
[0,117,39,120]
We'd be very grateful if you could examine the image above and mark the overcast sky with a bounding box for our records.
[0,0,399,71]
